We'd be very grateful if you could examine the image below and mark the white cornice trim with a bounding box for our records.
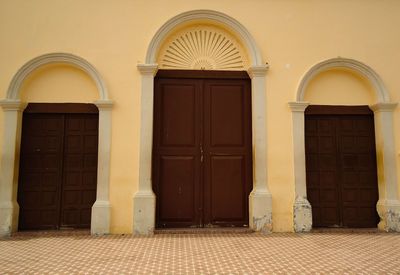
[94,99,114,110]
[137,64,159,76]
[0,99,23,111]
[296,57,390,103]
[145,9,263,67]
[7,53,109,101]
[248,65,269,78]
[370,102,398,112]
[288,102,310,112]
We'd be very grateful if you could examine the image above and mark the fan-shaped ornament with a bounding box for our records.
[157,25,249,70]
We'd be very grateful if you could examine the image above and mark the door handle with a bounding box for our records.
[200,145,204,163]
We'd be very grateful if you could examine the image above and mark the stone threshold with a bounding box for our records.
[154,228,255,234]
[310,227,380,233]
[11,229,91,237]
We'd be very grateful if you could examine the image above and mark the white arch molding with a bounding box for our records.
[134,10,272,234]
[0,53,113,236]
[289,57,400,232]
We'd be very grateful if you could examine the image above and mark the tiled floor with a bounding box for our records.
[1,230,399,274]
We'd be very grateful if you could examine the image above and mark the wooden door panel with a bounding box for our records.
[84,135,99,153]
[209,84,245,146]
[321,207,340,225]
[18,114,64,230]
[153,78,201,228]
[160,82,197,147]
[203,79,252,227]
[306,116,341,227]
[61,114,98,228]
[305,108,379,228]
[207,156,247,225]
[157,156,198,226]
[318,136,336,153]
[337,116,378,227]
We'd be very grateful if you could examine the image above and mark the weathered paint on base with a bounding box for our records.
[377,199,400,232]
[0,201,19,237]
[293,196,312,232]
[249,191,272,233]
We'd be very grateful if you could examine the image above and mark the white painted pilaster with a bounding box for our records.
[371,102,400,232]
[91,100,113,235]
[248,65,272,233]
[0,100,23,237]
[288,101,312,232]
[133,64,158,235]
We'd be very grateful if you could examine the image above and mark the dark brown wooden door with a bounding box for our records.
[305,106,379,228]
[18,104,98,230]
[61,114,98,228]
[153,71,252,228]
[18,114,65,229]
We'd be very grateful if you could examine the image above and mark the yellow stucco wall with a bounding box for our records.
[304,69,376,105]
[19,64,99,103]
[1,0,400,233]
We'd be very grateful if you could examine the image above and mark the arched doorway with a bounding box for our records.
[289,58,400,232]
[0,53,113,236]
[133,10,272,234]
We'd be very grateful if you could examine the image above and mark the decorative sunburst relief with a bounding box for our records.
[157,25,249,70]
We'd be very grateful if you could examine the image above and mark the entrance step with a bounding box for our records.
[154,228,255,235]
[11,229,90,237]
[310,228,380,233]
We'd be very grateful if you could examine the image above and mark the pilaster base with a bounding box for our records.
[91,200,111,235]
[0,201,19,237]
[377,199,400,232]
[249,190,272,233]
[133,191,156,235]
[293,196,312,232]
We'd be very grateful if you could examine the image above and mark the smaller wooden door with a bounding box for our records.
[305,105,379,228]
[18,103,98,230]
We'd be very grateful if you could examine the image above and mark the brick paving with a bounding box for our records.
[0,231,399,274]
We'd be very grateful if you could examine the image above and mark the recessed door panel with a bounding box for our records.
[208,156,246,224]
[160,82,197,147]
[209,84,245,146]
[158,156,197,225]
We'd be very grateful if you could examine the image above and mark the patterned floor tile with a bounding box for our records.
[0,231,399,274]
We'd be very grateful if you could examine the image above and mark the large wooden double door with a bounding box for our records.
[153,71,253,228]
[18,103,99,230]
[305,105,379,228]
